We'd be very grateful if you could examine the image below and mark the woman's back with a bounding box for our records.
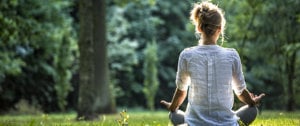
[178,45,243,125]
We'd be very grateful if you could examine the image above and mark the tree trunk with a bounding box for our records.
[77,0,116,120]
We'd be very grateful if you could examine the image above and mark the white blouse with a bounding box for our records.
[176,45,246,126]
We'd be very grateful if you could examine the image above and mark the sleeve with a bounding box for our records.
[232,50,246,95]
[175,50,191,91]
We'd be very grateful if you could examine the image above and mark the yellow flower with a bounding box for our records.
[117,109,129,126]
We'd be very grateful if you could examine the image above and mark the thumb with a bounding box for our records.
[258,93,265,99]
[254,93,266,103]
[160,100,168,105]
[160,100,171,108]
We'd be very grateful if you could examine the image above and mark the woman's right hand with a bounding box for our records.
[238,89,265,106]
[160,100,171,110]
[250,93,265,106]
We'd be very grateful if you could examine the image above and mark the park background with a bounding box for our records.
[0,0,299,124]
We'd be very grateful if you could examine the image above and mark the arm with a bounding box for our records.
[237,89,265,106]
[160,50,189,112]
[160,88,187,112]
[232,50,265,106]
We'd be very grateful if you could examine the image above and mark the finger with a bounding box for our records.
[160,100,172,110]
[160,100,170,106]
[257,93,265,99]
[250,93,254,98]
[254,93,265,103]
[160,100,166,104]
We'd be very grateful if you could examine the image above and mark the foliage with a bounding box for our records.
[216,0,300,110]
[0,0,299,112]
[107,0,195,108]
[99,0,300,110]
[0,0,77,112]
[106,0,164,107]
[8,99,42,115]
[106,5,139,100]
[143,41,159,111]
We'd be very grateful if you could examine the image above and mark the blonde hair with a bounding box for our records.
[190,2,226,42]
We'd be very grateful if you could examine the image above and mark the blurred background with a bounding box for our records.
[0,0,299,115]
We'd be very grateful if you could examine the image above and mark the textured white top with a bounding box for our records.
[176,45,246,126]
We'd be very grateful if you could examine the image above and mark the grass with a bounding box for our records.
[0,110,299,126]
[251,111,300,126]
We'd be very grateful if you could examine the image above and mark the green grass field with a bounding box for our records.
[0,110,299,126]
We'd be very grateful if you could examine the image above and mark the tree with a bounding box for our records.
[106,0,164,108]
[257,0,300,111]
[105,0,195,108]
[0,0,76,112]
[143,41,159,111]
[106,3,139,107]
[77,0,115,120]
[216,0,300,110]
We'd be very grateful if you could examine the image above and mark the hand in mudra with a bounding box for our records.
[250,93,265,106]
[160,100,172,111]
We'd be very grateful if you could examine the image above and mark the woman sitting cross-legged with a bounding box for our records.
[160,1,265,126]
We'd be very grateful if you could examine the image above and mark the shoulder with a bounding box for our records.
[178,46,198,59]
[184,46,198,52]
[220,47,239,56]
[222,47,242,62]
[181,46,198,56]
[221,47,236,52]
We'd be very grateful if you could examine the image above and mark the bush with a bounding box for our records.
[0,0,77,112]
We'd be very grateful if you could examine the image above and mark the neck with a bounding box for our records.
[197,30,221,45]
[199,38,217,45]
[199,34,219,45]
[202,41,216,45]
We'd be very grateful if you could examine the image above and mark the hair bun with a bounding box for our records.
[201,6,209,13]
[190,1,226,39]
[199,5,210,21]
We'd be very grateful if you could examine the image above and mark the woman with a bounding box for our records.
[160,1,265,126]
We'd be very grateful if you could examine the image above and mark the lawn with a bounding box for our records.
[0,110,299,126]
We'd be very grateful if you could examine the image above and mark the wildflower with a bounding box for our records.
[117,109,129,126]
